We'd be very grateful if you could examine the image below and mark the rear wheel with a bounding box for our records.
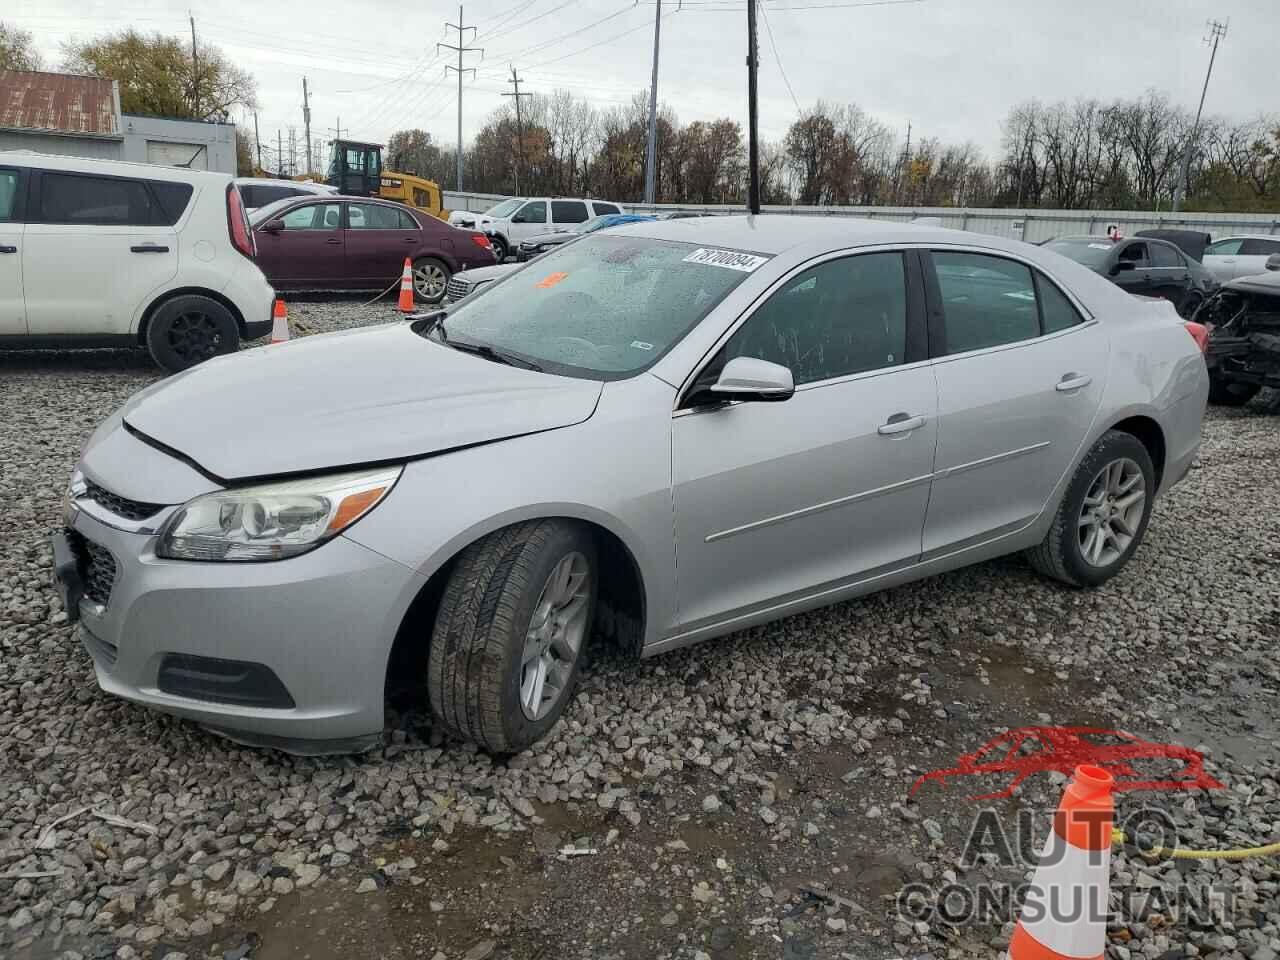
[427,520,597,753]
[1207,375,1260,407]
[145,295,240,373]
[489,235,508,262]
[412,258,450,305]
[1027,430,1155,587]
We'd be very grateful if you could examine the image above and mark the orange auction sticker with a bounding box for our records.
[535,272,569,288]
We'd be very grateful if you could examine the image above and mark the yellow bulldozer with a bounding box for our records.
[322,139,448,221]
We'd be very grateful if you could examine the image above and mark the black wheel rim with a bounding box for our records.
[167,312,223,361]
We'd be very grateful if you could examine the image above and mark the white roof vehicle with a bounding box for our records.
[1,152,275,372]
[233,176,338,212]
[1202,235,1280,282]
[447,196,624,260]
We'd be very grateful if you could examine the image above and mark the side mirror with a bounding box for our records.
[262,219,286,234]
[703,356,795,403]
[1266,254,1280,272]
[1110,261,1136,276]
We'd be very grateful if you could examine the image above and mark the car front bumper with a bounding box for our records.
[57,499,423,754]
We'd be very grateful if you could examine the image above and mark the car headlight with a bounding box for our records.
[156,466,401,562]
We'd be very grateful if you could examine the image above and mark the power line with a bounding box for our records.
[486,3,636,65]
[1172,18,1228,212]
[758,2,801,115]
[478,0,582,49]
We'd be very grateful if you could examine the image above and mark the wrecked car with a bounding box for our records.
[1198,267,1280,406]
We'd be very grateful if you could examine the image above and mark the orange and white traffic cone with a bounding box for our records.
[270,298,290,344]
[1009,765,1114,960]
[397,257,415,313]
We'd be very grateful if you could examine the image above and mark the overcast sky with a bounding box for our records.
[12,0,1279,176]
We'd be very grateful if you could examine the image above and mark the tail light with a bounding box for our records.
[1183,320,1209,354]
[470,233,493,250]
[226,185,256,260]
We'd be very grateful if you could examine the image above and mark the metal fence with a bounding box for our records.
[441,190,1280,242]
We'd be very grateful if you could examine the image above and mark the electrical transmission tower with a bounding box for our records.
[1172,18,1228,213]
[503,66,532,194]
[439,6,482,192]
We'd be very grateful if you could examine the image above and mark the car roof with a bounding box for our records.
[1215,234,1280,242]
[0,149,232,184]
[235,177,333,190]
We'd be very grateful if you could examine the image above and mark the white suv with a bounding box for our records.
[448,197,624,261]
[0,152,275,372]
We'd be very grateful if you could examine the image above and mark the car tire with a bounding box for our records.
[427,519,598,753]
[1207,375,1260,407]
[489,235,508,262]
[1026,429,1155,588]
[145,295,240,374]
[412,258,451,305]
[1178,292,1203,320]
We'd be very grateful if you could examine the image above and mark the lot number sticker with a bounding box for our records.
[682,248,769,272]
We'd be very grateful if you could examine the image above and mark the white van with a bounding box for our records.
[448,196,624,261]
[0,153,275,372]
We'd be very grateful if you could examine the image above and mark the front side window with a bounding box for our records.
[720,252,908,385]
[485,198,523,218]
[551,200,589,224]
[933,252,1039,354]
[439,235,763,379]
[1205,238,1244,256]
[1240,238,1280,256]
[1117,242,1150,267]
[281,203,341,230]
[0,169,21,221]
[1149,243,1181,268]
[513,200,546,224]
[38,173,156,226]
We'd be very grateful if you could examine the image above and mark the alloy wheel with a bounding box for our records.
[166,312,222,362]
[1077,457,1146,568]
[519,551,591,721]
[413,263,447,300]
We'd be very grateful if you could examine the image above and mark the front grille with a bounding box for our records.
[446,276,472,302]
[66,529,117,606]
[85,479,163,522]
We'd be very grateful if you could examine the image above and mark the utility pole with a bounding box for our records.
[1172,18,1228,213]
[277,130,283,177]
[253,111,263,173]
[439,6,482,192]
[189,15,199,119]
[643,0,662,205]
[288,127,298,177]
[745,0,760,214]
[503,66,532,194]
[302,77,312,177]
[892,122,911,204]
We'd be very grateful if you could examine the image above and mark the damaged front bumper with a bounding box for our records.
[1201,281,1280,390]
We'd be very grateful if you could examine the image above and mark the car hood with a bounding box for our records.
[522,230,578,246]
[121,322,603,483]
[1224,270,1280,295]
[457,262,524,283]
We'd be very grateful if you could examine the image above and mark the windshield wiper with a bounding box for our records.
[445,338,543,372]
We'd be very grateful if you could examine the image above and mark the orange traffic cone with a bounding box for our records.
[397,258,415,313]
[270,298,290,344]
[1009,765,1114,960]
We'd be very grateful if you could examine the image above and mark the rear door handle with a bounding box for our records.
[130,244,169,253]
[1056,374,1092,392]
[403,237,418,243]
[0,245,16,254]
[325,238,341,245]
[878,413,926,436]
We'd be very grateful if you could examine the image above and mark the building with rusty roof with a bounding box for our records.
[0,69,236,174]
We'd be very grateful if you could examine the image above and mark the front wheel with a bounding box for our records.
[1026,430,1155,587]
[427,520,597,753]
[1207,375,1260,407]
[145,295,240,373]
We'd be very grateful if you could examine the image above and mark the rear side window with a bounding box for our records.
[149,181,194,225]
[348,203,417,229]
[591,202,621,216]
[1240,238,1280,256]
[551,200,589,224]
[933,252,1039,354]
[1149,243,1181,268]
[0,169,21,221]
[38,172,162,226]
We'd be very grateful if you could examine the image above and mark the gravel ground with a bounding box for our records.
[2,301,1278,960]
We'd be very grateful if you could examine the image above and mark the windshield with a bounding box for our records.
[484,198,523,218]
[1046,238,1114,268]
[249,197,297,226]
[438,235,765,379]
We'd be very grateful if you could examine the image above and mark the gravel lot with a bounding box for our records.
[2,301,1278,960]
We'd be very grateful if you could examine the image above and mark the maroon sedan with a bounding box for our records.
[248,195,496,304]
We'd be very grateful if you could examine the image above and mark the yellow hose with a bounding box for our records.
[1112,828,1280,861]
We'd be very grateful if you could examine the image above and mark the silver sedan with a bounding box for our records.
[55,216,1209,754]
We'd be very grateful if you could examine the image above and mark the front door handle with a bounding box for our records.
[1056,374,1092,392]
[878,413,926,436]
[0,245,16,254]
[403,237,418,242]
[325,238,341,245]
[130,244,169,253]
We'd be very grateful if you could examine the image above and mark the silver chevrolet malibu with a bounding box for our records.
[54,216,1209,754]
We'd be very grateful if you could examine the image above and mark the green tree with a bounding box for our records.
[1,21,42,70]
[62,30,256,121]
[235,125,256,176]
